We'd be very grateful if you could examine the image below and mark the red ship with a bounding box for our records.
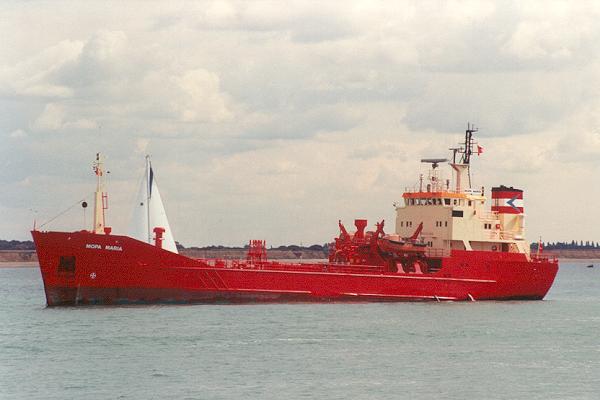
[32,126,558,305]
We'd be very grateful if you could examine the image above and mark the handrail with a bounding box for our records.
[483,231,518,241]
[201,258,387,275]
[403,187,483,196]
[499,231,515,240]
[477,211,499,220]
[531,254,558,263]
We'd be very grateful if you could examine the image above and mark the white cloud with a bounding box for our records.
[65,118,97,130]
[30,103,97,132]
[170,69,232,123]
[58,30,128,88]
[135,138,150,154]
[32,103,66,131]
[502,2,600,62]
[9,129,27,138]
[0,39,82,98]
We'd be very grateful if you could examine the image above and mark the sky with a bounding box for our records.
[2,0,600,247]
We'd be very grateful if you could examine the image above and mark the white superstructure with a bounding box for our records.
[394,125,529,256]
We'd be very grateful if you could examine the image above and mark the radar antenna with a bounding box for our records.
[420,158,448,169]
[420,158,448,192]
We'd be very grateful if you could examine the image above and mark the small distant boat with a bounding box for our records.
[587,264,594,268]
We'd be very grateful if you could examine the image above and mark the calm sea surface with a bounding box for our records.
[1,262,599,399]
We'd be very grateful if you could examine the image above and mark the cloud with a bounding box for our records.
[32,103,66,131]
[0,39,82,98]
[9,129,27,138]
[502,2,600,63]
[169,69,232,122]
[243,104,361,140]
[54,30,128,89]
[135,138,150,154]
[8,29,233,136]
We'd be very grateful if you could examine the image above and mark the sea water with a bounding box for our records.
[1,262,599,400]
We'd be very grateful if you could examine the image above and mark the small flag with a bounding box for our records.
[477,145,484,155]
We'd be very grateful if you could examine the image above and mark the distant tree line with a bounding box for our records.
[0,240,35,250]
[176,242,330,252]
[530,241,600,251]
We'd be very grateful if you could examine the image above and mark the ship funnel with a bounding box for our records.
[354,219,368,239]
[491,186,524,214]
[492,186,525,239]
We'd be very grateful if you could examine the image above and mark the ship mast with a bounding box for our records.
[450,123,478,192]
[145,155,152,243]
[92,153,108,234]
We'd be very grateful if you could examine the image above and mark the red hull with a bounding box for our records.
[32,231,558,306]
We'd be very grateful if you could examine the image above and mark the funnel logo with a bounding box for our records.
[507,195,521,213]
[491,189,523,215]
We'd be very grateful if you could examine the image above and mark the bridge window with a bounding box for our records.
[452,210,463,218]
[444,198,450,205]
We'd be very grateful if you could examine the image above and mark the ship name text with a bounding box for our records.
[85,243,123,251]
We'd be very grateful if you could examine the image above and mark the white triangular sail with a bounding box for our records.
[128,156,178,253]
[130,175,148,242]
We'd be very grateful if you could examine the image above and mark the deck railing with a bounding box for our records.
[202,258,387,275]
[531,254,558,263]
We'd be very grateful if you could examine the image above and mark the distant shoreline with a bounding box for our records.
[0,262,39,268]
